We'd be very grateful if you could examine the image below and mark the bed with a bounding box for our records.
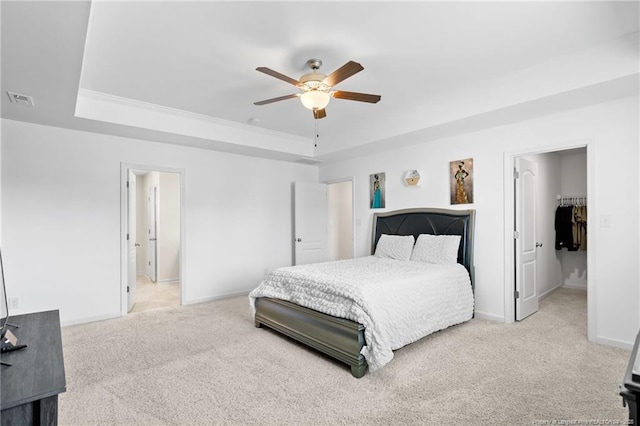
[250,207,475,378]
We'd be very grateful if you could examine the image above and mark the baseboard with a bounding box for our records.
[61,312,121,327]
[137,271,149,278]
[562,283,587,291]
[157,278,179,284]
[183,290,251,306]
[538,283,563,301]
[596,335,633,350]
[474,311,504,322]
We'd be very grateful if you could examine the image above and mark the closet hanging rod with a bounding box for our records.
[556,195,586,207]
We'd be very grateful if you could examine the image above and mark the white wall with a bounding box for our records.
[319,95,639,347]
[559,152,588,289]
[158,171,180,282]
[1,119,317,325]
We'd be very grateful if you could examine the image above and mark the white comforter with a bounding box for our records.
[249,256,474,372]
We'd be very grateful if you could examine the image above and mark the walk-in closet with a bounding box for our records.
[525,147,587,301]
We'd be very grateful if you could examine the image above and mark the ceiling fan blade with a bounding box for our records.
[332,90,381,103]
[313,109,327,119]
[256,67,300,86]
[323,61,364,87]
[253,94,299,106]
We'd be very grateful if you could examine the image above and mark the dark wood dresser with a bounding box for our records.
[621,330,640,424]
[1,310,66,425]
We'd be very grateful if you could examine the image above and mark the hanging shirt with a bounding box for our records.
[555,206,575,250]
[575,205,587,251]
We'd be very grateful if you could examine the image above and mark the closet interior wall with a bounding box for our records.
[523,148,587,299]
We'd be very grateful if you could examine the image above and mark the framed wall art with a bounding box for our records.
[370,172,386,209]
[450,158,474,204]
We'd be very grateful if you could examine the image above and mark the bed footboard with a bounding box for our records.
[254,297,367,378]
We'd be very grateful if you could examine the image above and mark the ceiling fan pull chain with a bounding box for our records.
[314,120,319,148]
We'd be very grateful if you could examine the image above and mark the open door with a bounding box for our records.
[515,157,539,320]
[294,182,328,265]
[127,170,137,312]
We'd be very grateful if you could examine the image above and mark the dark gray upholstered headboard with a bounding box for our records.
[371,208,476,289]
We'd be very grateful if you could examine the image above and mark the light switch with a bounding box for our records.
[600,214,611,228]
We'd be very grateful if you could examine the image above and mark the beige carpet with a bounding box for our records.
[59,288,630,425]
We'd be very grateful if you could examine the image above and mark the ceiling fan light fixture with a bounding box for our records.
[254,59,379,118]
[300,90,330,111]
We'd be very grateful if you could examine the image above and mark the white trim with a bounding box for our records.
[61,313,120,328]
[76,89,313,157]
[474,311,504,322]
[538,283,563,301]
[78,89,307,141]
[503,140,594,336]
[503,151,516,324]
[121,162,187,316]
[157,278,180,284]
[183,290,251,306]
[596,336,633,351]
[586,143,596,343]
[562,283,588,291]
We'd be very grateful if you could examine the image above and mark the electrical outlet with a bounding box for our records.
[8,297,19,309]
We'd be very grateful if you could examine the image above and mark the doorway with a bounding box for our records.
[293,178,355,266]
[327,179,355,261]
[507,145,590,333]
[121,164,185,315]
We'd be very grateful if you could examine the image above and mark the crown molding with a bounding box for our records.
[75,88,314,157]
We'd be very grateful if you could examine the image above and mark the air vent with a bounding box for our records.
[7,91,35,107]
[296,157,324,165]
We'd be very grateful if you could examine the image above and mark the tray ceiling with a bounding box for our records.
[2,1,639,161]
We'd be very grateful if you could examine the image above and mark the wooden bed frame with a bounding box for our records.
[254,207,476,378]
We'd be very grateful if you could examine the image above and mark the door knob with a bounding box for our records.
[135,243,140,247]
[296,238,302,242]
[536,242,543,247]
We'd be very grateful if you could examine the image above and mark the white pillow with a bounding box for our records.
[374,234,415,261]
[410,234,461,264]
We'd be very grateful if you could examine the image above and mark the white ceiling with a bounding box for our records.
[2,1,639,162]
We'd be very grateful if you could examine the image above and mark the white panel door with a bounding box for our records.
[294,182,328,265]
[148,186,158,283]
[127,170,137,312]
[515,157,539,320]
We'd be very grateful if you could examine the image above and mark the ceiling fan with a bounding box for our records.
[254,59,381,119]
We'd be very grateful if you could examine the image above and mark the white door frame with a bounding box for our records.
[502,139,595,342]
[120,162,186,315]
[324,176,356,259]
